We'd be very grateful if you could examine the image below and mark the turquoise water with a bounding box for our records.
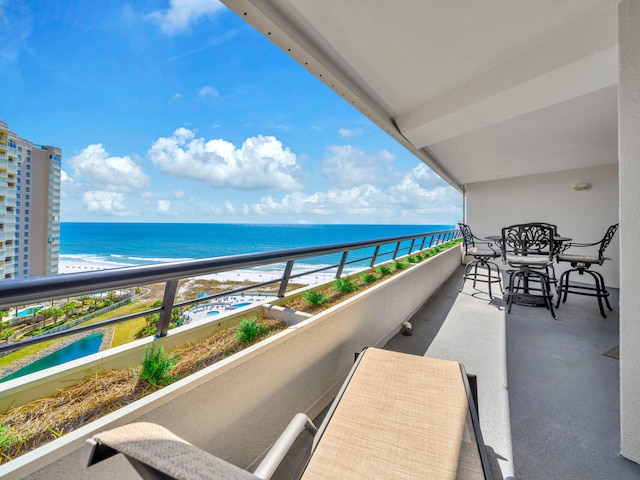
[14,306,44,317]
[206,311,220,316]
[234,302,252,308]
[0,333,104,383]
[60,223,455,272]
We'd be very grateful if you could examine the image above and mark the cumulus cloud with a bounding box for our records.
[321,145,394,188]
[199,85,219,98]
[157,199,171,213]
[60,170,72,183]
[147,0,224,35]
[247,161,462,223]
[148,128,302,190]
[69,144,150,191]
[338,128,363,138]
[83,191,131,216]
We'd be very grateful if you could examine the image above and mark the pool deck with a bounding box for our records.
[184,293,277,324]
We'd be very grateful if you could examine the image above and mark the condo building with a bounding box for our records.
[0,120,61,279]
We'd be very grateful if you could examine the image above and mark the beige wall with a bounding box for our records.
[465,163,620,288]
[619,0,640,464]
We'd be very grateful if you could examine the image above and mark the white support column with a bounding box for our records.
[619,0,640,464]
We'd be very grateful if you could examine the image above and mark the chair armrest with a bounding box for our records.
[253,413,318,480]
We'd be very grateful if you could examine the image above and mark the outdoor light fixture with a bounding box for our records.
[572,183,592,192]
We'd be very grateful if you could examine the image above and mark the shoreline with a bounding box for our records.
[58,259,334,286]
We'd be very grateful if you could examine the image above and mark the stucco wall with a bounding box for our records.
[619,0,640,464]
[0,246,462,480]
[465,163,620,288]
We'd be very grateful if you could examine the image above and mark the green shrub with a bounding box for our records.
[407,255,419,263]
[0,329,14,341]
[333,277,357,294]
[360,272,377,283]
[140,344,178,386]
[302,289,329,306]
[394,260,407,270]
[0,424,25,450]
[235,318,269,343]
[377,265,393,275]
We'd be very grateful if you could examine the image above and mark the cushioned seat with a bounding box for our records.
[555,224,618,318]
[458,223,503,299]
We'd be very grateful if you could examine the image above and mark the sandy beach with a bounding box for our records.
[58,259,326,286]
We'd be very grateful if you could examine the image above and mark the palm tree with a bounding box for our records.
[62,302,76,321]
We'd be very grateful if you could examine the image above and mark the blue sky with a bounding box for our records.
[0,0,462,224]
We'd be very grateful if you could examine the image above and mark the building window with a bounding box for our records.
[15,240,19,246]
[26,172,30,178]
[23,254,27,260]
[25,195,29,200]
[25,209,29,214]
[26,164,31,170]
[25,179,30,185]
[16,193,20,199]
[24,232,28,238]
[17,154,22,160]
[16,178,20,183]
[15,209,20,215]
[16,201,20,206]
[25,202,29,207]
[8,140,15,148]
[23,262,28,267]
[17,162,22,168]
[23,269,28,275]
[24,224,28,229]
[25,187,29,192]
[17,146,22,152]
[26,150,31,155]
[24,239,28,244]
[16,186,20,191]
[24,247,28,252]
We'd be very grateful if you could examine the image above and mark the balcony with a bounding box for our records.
[0,239,636,479]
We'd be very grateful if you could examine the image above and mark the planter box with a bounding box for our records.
[0,245,462,480]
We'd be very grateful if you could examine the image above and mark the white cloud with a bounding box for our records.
[321,145,394,188]
[69,144,150,191]
[82,191,132,216]
[148,128,303,190]
[247,161,462,223]
[157,199,171,213]
[172,189,185,199]
[147,0,224,35]
[170,93,182,102]
[199,85,219,98]
[338,128,363,138]
[60,169,73,183]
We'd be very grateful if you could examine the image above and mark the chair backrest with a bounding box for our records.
[598,223,619,260]
[457,223,475,251]
[501,223,555,261]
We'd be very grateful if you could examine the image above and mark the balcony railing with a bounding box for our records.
[0,228,460,355]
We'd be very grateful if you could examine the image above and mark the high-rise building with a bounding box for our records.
[0,120,61,279]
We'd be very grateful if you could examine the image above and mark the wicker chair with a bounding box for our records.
[555,223,619,318]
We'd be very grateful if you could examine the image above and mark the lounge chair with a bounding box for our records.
[84,348,493,479]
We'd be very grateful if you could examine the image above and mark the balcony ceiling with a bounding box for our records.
[224,0,620,190]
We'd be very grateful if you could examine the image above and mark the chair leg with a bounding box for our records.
[592,270,613,312]
[585,270,607,318]
[486,261,504,294]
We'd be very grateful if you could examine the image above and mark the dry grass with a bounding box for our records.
[0,318,287,464]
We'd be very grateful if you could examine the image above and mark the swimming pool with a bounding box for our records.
[234,302,252,308]
[206,311,220,316]
[0,333,104,383]
[14,306,44,317]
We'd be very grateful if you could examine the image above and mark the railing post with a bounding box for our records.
[336,252,349,278]
[393,241,401,259]
[409,238,416,255]
[428,235,435,247]
[420,236,426,251]
[156,279,178,338]
[370,246,381,267]
[278,260,295,297]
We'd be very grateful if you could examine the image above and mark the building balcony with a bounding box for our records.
[0,231,636,479]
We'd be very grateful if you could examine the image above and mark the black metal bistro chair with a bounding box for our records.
[555,223,619,318]
[501,223,557,319]
[458,223,503,298]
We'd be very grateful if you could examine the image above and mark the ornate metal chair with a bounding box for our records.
[555,223,619,318]
[501,223,556,319]
[458,223,503,298]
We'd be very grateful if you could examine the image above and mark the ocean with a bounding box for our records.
[59,223,456,273]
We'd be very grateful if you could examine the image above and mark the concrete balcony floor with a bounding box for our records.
[385,266,640,480]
